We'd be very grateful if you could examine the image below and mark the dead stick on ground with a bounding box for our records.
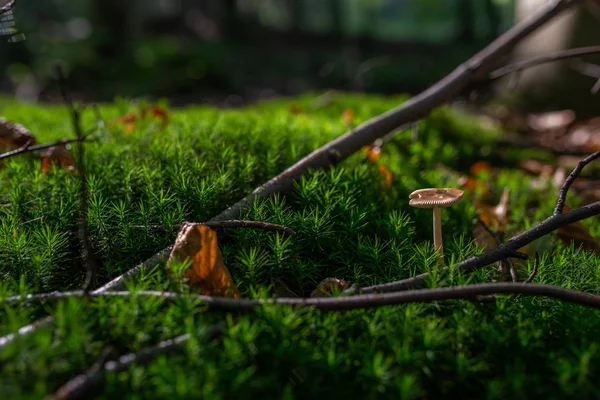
[6,283,600,312]
[489,45,600,79]
[50,323,226,400]
[133,220,296,236]
[0,134,96,162]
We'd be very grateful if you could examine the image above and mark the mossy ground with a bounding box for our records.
[1,93,600,399]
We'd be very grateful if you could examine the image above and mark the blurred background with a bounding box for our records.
[0,0,598,111]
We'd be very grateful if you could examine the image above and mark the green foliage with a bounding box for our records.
[0,93,599,398]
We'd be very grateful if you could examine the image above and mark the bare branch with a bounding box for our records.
[0,135,95,162]
[0,316,53,349]
[525,252,540,284]
[50,323,225,400]
[489,45,600,80]
[6,283,600,312]
[134,220,296,236]
[554,151,600,215]
[0,0,16,14]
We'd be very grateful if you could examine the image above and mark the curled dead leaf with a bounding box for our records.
[167,223,240,298]
[527,110,575,132]
[40,144,75,173]
[341,108,354,125]
[288,103,304,115]
[311,277,349,298]
[378,164,392,188]
[557,205,600,253]
[0,117,36,149]
[363,145,381,163]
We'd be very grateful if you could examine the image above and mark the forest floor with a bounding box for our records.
[1,92,600,399]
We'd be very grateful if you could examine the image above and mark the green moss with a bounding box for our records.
[1,93,599,399]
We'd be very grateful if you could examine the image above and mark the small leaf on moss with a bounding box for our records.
[40,144,75,173]
[167,222,240,298]
[311,277,349,298]
[0,117,36,149]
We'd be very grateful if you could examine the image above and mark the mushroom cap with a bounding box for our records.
[409,188,464,209]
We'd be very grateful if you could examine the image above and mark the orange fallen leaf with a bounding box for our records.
[0,117,36,149]
[378,164,392,188]
[288,103,304,115]
[363,145,381,163]
[111,105,170,134]
[141,105,169,127]
[40,144,75,173]
[470,161,491,175]
[167,223,240,298]
[111,112,138,134]
[475,187,510,233]
[311,277,349,297]
[341,108,354,125]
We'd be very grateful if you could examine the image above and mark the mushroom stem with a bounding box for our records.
[433,207,444,265]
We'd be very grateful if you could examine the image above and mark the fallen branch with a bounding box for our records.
[5,283,600,312]
[0,0,16,14]
[555,151,600,215]
[50,323,225,400]
[0,134,96,162]
[489,45,600,80]
[525,252,540,284]
[133,220,296,236]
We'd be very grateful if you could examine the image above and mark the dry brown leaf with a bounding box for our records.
[140,105,169,127]
[111,105,170,134]
[40,144,75,173]
[310,278,349,298]
[527,110,575,132]
[362,145,381,163]
[472,223,498,251]
[111,112,137,134]
[0,117,36,149]
[288,103,304,115]
[167,223,240,298]
[341,108,354,125]
[378,164,392,188]
[557,205,600,253]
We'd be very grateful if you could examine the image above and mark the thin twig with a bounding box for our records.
[554,151,600,215]
[0,0,16,14]
[50,323,226,400]
[134,220,296,236]
[56,66,97,293]
[489,45,600,79]
[525,252,540,284]
[0,316,53,348]
[0,134,95,162]
[5,283,600,312]
[95,0,585,294]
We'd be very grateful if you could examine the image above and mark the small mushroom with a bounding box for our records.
[409,188,464,265]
